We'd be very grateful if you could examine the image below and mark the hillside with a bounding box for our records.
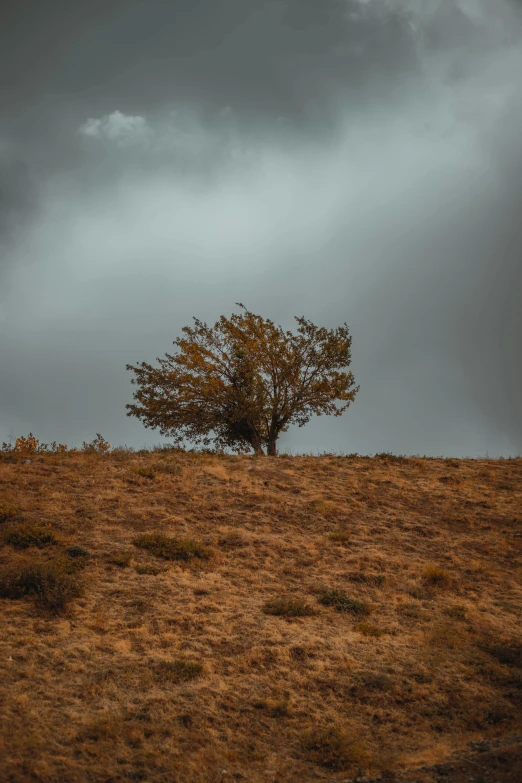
[0,449,521,782]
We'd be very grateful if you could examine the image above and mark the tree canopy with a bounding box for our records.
[126,305,359,456]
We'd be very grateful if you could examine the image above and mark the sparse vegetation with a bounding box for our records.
[133,466,156,480]
[106,551,132,568]
[0,504,19,523]
[301,725,367,770]
[327,530,351,544]
[153,659,203,683]
[66,545,89,559]
[0,557,83,612]
[318,587,372,615]
[422,565,452,587]
[263,596,317,617]
[133,533,212,561]
[0,446,520,782]
[2,522,58,549]
[355,622,387,637]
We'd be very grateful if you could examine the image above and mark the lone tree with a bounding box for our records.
[126,305,359,456]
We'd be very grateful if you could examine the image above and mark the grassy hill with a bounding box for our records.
[0,448,521,782]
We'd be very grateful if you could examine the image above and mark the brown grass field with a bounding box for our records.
[0,446,521,782]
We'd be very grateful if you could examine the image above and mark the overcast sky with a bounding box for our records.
[1,0,521,456]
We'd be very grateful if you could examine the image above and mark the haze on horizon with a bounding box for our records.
[1,0,521,457]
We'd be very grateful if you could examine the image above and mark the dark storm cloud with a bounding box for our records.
[1,0,521,456]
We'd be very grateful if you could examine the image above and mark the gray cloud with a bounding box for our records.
[1,0,521,456]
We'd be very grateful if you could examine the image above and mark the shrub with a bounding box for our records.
[301,726,367,770]
[66,545,89,559]
[347,572,385,586]
[374,452,408,464]
[153,659,203,683]
[328,531,351,545]
[355,622,386,638]
[263,597,317,617]
[82,434,111,454]
[217,532,248,548]
[3,523,58,549]
[107,552,132,568]
[65,546,90,572]
[318,588,372,615]
[1,434,68,456]
[134,466,156,480]
[443,604,467,621]
[0,504,19,523]
[0,558,83,612]
[479,641,522,667]
[133,533,212,561]
[135,564,163,575]
[422,566,452,587]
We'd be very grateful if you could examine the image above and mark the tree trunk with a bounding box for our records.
[251,433,265,456]
[266,436,278,457]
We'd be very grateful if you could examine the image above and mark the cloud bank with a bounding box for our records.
[1,0,521,456]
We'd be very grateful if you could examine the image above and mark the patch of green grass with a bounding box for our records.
[301,726,367,770]
[153,659,203,683]
[0,504,19,523]
[133,533,212,561]
[0,558,83,613]
[263,596,317,617]
[3,522,58,549]
[318,588,372,615]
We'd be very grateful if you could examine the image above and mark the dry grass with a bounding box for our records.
[0,449,521,782]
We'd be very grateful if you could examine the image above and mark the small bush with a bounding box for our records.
[133,533,212,561]
[3,523,58,549]
[480,642,522,667]
[0,558,83,613]
[217,532,248,548]
[0,504,19,523]
[422,566,452,587]
[107,552,132,568]
[355,622,386,638]
[64,546,90,572]
[444,459,461,468]
[318,588,372,615]
[153,659,203,683]
[66,545,89,559]
[154,462,182,475]
[347,572,385,586]
[134,466,156,480]
[328,531,350,545]
[302,726,367,770]
[263,597,317,617]
[443,604,467,621]
[374,452,409,464]
[82,434,111,454]
[135,564,163,575]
